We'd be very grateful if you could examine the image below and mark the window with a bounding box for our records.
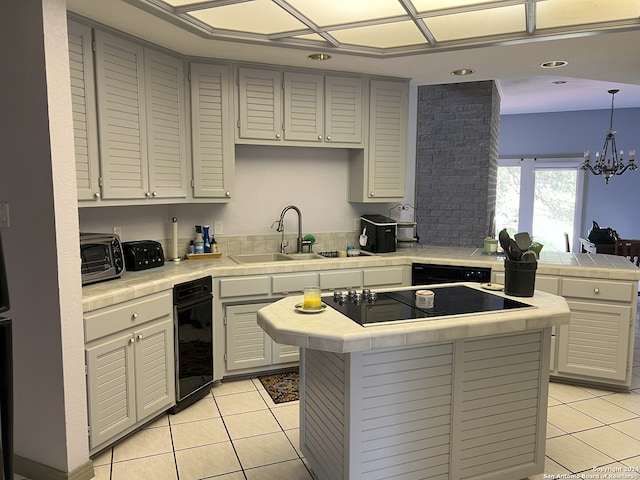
[496,157,585,252]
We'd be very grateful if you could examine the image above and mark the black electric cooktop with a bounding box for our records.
[324,285,534,327]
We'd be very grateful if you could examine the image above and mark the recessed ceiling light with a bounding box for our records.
[552,80,567,84]
[451,68,474,76]
[308,53,331,61]
[540,60,568,68]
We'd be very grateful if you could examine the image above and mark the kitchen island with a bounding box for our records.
[257,284,571,480]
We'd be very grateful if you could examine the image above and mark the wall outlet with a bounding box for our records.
[113,226,122,238]
[214,221,223,235]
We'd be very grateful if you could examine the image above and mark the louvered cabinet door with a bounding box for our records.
[133,317,175,421]
[225,303,272,371]
[367,80,408,200]
[283,72,323,142]
[325,75,364,145]
[144,49,188,199]
[86,331,136,450]
[94,31,148,199]
[237,68,283,141]
[190,63,235,199]
[557,301,630,381]
[68,21,101,201]
[273,343,299,364]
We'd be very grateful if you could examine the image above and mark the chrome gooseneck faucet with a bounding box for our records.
[276,205,303,253]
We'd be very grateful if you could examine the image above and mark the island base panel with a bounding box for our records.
[300,329,551,480]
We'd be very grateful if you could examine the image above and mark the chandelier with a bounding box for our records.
[582,89,636,184]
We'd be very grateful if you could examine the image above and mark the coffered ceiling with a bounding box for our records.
[66,0,640,114]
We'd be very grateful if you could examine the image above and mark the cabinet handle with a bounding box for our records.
[318,135,323,141]
[594,287,600,294]
[225,191,231,197]
[129,337,135,344]
[326,135,331,141]
[370,192,375,197]
[275,133,281,139]
[131,313,138,320]
[145,192,151,198]
[93,192,100,200]
[137,334,143,341]
[152,191,158,197]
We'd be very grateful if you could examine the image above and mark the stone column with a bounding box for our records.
[415,81,500,246]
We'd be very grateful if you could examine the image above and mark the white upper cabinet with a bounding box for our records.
[68,20,100,201]
[284,72,363,145]
[72,20,407,207]
[368,80,408,199]
[349,79,409,202]
[283,72,323,142]
[94,31,148,200]
[324,75,363,145]
[237,67,364,147]
[94,31,187,201]
[190,63,234,200]
[144,49,188,199]
[237,67,283,142]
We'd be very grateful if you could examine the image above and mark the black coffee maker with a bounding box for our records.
[360,215,397,253]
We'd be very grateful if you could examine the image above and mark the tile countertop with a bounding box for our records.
[81,246,640,312]
[256,283,571,353]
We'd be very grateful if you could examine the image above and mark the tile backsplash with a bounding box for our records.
[159,231,362,260]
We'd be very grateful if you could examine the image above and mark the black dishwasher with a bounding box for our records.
[171,276,213,413]
[412,263,491,285]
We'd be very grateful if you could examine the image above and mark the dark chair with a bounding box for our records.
[615,239,640,266]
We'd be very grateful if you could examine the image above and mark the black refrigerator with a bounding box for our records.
[0,229,12,480]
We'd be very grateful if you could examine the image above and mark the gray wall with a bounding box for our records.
[415,81,500,246]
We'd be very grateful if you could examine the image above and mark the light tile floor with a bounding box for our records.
[14,305,640,480]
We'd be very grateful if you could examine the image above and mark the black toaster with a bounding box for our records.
[122,240,165,271]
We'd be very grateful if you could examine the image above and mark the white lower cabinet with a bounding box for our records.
[84,291,175,453]
[557,301,630,381]
[225,303,299,372]
[493,271,636,389]
[557,276,635,384]
[362,266,406,288]
[217,265,410,378]
[319,269,362,290]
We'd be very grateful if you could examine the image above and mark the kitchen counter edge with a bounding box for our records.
[256,283,571,353]
[82,249,640,312]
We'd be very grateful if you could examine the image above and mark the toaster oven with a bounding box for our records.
[80,233,125,285]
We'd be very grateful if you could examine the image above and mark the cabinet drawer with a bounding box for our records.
[363,267,405,287]
[319,270,362,290]
[561,278,634,302]
[272,272,318,294]
[535,275,559,294]
[84,290,172,342]
[219,276,270,298]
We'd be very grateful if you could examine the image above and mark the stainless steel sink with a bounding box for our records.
[285,253,325,261]
[229,253,293,263]
[229,252,325,264]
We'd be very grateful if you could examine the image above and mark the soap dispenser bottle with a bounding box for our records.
[203,225,211,253]
[211,234,218,253]
[194,225,204,254]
